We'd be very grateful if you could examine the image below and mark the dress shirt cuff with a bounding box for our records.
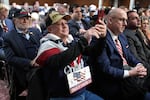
[123,70,130,78]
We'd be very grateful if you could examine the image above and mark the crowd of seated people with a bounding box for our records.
[0,1,150,100]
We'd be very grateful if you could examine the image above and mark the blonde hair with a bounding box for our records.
[140,16,150,24]
[0,3,10,11]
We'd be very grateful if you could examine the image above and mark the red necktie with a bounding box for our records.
[115,39,128,65]
[1,21,8,32]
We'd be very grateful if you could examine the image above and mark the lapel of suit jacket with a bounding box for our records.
[5,19,9,31]
[107,31,129,60]
[107,31,118,51]
[13,31,28,56]
[29,32,39,45]
[0,20,4,33]
[81,19,90,30]
[3,19,10,31]
[136,30,145,44]
[71,20,81,30]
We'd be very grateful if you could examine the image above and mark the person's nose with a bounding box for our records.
[123,20,127,26]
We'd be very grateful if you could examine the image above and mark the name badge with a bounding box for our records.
[67,66,92,94]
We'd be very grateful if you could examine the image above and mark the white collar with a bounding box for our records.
[41,33,74,44]
[108,28,118,42]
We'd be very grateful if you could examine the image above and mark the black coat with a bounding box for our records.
[3,28,41,95]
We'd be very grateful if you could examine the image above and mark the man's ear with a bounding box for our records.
[47,26,51,32]
[108,18,112,24]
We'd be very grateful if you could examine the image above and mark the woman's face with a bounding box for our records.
[141,19,149,31]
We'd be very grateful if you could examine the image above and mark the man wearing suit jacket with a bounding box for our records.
[3,8,42,100]
[124,11,150,90]
[88,8,150,100]
[68,4,92,39]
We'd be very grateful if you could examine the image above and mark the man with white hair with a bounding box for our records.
[3,8,42,100]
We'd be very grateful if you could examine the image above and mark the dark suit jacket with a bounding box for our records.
[2,28,41,94]
[124,29,150,73]
[68,19,91,38]
[88,31,140,99]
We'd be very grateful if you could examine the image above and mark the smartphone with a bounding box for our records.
[96,9,105,24]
